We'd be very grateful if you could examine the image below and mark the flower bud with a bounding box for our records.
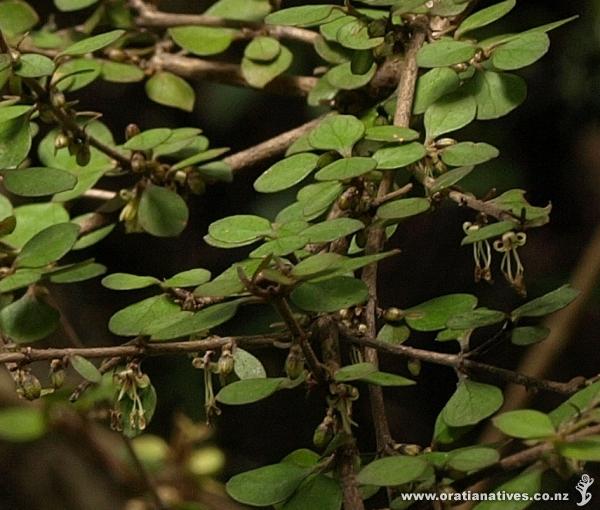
[312,421,333,449]
[383,307,403,323]
[54,132,70,150]
[407,359,421,377]
[125,123,141,140]
[19,372,42,400]
[218,350,234,376]
[187,171,206,195]
[76,142,91,166]
[51,92,66,109]
[285,345,304,380]
[130,152,145,173]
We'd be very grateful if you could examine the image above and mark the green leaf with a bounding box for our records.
[455,0,516,38]
[377,197,430,221]
[511,326,549,346]
[377,324,410,344]
[145,72,195,112]
[169,26,235,56]
[3,167,76,197]
[308,115,365,157]
[472,70,527,120]
[417,40,477,68]
[442,380,503,427]
[361,371,416,387]
[14,54,55,78]
[0,293,59,343]
[314,36,351,65]
[217,377,286,406]
[265,5,340,27]
[447,447,499,472]
[170,147,229,171]
[151,300,242,340]
[72,222,115,250]
[250,235,308,258]
[357,456,429,486]
[301,218,364,243]
[138,185,189,237]
[244,36,281,61]
[0,105,32,124]
[473,468,542,510]
[163,269,211,288]
[49,262,106,283]
[372,142,426,170]
[0,1,38,36]
[447,308,506,330]
[549,381,600,428]
[233,348,267,379]
[0,269,41,293]
[291,276,368,312]
[441,142,499,166]
[511,285,579,320]
[0,114,32,169]
[102,273,160,290]
[55,0,98,11]
[461,221,515,245]
[54,58,102,92]
[364,126,419,143]
[488,189,551,226]
[60,30,125,56]
[16,223,79,268]
[206,0,272,21]
[315,156,376,181]
[406,294,477,331]
[3,203,69,249]
[194,259,262,297]
[70,354,102,383]
[291,252,344,279]
[430,166,474,193]
[123,128,172,151]
[209,214,271,244]
[493,410,555,439]
[108,294,181,337]
[556,436,600,461]
[335,19,383,50]
[254,153,319,192]
[323,61,377,91]
[296,181,343,219]
[413,67,460,115]
[425,90,477,139]
[0,408,46,442]
[282,474,342,510]
[334,362,377,382]
[100,60,145,83]
[241,46,292,88]
[492,32,550,71]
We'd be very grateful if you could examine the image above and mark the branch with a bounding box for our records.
[360,18,428,456]
[453,423,600,492]
[0,334,286,365]
[224,116,323,172]
[447,190,520,222]
[151,53,317,97]
[130,0,318,44]
[339,328,587,395]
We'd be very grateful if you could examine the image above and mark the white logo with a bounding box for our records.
[575,474,594,507]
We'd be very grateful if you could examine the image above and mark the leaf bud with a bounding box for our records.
[285,345,304,380]
[51,92,66,109]
[54,132,70,150]
[383,307,404,323]
[218,350,234,376]
[125,123,141,140]
[19,372,42,400]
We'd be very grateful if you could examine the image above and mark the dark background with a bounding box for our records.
[1,0,600,508]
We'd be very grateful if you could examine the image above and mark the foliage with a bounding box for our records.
[0,1,594,510]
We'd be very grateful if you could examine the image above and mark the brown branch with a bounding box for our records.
[151,53,317,97]
[0,334,286,365]
[130,0,318,44]
[224,116,323,172]
[338,444,366,510]
[360,18,428,456]
[340,328,587,395]
[453,423,600,492]
[447,190,520,222]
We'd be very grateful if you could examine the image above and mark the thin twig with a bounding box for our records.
[130,0,318,44]
[151,53,317,97]
[340,328,587,395]
[360,18,428,456]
